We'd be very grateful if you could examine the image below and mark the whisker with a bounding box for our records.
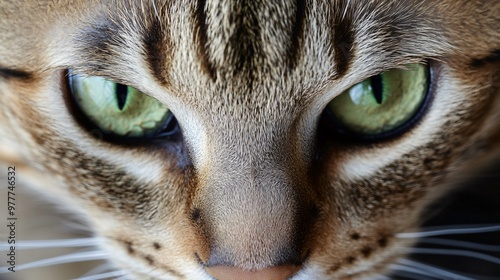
[0,251,109,272]
[374,273,392,280]
[389,268,435,280]
[396,259,474,280]
[80,263,115,278]
[389,264,442,279]
[0,238,104,250]
[418,237,500,252]
[397,225,500,238]
[61,220,95,234]
[409,248,500,265]
[114,275,134,280]
[73,270,128,280]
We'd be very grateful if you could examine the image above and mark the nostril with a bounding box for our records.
[206,265,301,280]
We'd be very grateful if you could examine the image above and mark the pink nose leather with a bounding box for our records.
[206,265,301,280]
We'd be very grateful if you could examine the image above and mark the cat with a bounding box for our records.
[0,0,499,279]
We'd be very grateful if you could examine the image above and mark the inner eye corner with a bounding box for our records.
[323,62,433,143]
[64,68,179,144]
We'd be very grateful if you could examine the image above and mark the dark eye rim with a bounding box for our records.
[65,69,180,145]
[322,62,435,143]
[94,113,180,144]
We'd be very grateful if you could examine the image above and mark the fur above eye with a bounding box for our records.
[68,71,175,139]
[327,64,430,139]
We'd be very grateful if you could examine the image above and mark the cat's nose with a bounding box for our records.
[206,265,301,280]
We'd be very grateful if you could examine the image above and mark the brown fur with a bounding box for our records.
[0,0,499,279]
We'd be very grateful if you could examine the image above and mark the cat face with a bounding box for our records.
[0,0,499,279]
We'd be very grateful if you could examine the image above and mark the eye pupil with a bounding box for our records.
[115,83,129,111]
[370,74,383,104]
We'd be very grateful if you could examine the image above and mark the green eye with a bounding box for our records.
[69,73,173,138]
[327,64,429,138]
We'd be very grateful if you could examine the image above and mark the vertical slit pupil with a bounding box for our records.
[370,74,383,104]
[116,83,129,110]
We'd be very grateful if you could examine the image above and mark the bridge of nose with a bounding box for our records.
[191,134,313,269]
[201,159,300,265]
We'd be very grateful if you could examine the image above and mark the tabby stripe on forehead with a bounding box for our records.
[0,68,33,80]
[470,49,500,68]
[288,0,306,69]
[331,1,354,77]
[144,5,172,86]
[195,0,215,80]
[227,1,262,74]
[77,20,121,75]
